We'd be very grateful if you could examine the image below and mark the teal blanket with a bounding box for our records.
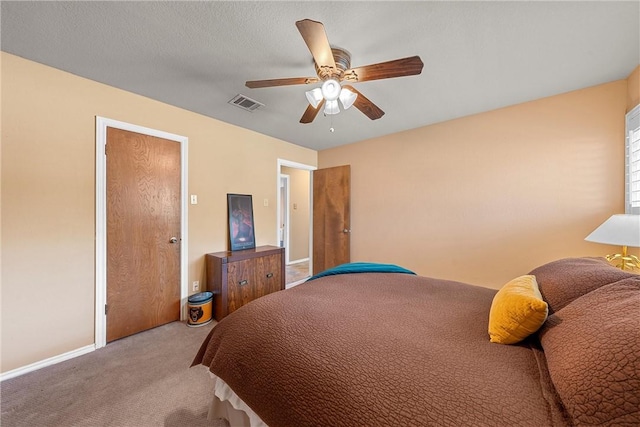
[306,262,416,282]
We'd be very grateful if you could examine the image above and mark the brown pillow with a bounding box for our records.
[529,257,635,313]
[539,277,640,426]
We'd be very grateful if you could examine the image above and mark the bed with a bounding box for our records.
[192,257,639,426]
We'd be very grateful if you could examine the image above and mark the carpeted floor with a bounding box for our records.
[1,321,227,427]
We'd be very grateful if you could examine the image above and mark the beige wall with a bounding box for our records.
[2,50,636,374]
[319,79,633,289]
[281,167,310,262]
[0,53,316,373]
[627,65,640,112]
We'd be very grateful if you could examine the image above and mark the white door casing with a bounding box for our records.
[276,159,316,279]
[95,117,188,349]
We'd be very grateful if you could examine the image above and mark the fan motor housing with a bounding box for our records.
[315,47,351,81]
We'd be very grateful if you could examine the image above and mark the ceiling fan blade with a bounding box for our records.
[295,19,337,76]
[300,99,325,124]
[343,56,424,83]
[343,85,385,120]
[246,77,319,89]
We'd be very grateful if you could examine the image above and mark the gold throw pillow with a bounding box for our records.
[488,275,548,344]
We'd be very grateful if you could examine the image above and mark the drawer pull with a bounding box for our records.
[238,279,248,286]
[266,272,274,279]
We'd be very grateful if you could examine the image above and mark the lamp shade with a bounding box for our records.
[339,87,357,110]
[323,99,340,115]
[306,80,356,116]
[585,214,640,247]
[305,88,323,109]
[321,79,341,101]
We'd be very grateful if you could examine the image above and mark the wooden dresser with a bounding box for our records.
[205,245,285,321]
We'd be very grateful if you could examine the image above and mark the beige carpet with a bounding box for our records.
[1,321,228,427]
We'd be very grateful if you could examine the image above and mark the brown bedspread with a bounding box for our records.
[193,272,569,426]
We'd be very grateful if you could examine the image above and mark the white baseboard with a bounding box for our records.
[287,257,309,266]
[0,344,96,382]
[285,278,308,289]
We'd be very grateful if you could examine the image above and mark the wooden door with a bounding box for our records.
[106,127,181,342]
[312,165,351,275]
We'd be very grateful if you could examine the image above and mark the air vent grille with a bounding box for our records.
[228,94,264,112]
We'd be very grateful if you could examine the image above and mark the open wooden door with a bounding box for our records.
[312,165,351,275]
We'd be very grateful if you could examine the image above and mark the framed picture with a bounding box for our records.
[227,193,256,251]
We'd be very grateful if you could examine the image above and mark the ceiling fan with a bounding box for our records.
[245,19,424,124]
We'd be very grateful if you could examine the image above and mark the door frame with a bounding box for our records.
[276,159,316,277]
[95,117,189,349]
[280,174,291,263]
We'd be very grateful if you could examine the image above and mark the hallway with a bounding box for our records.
[285,260,310,286]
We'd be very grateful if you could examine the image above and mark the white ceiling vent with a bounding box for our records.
[228,94,264,112]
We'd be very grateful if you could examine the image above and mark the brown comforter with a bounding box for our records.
[193,272,569,426]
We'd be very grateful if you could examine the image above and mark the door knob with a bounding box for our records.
[169,237,178,243]
[343,229,351,233]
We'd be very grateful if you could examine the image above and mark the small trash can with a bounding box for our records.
[187,291,213,327]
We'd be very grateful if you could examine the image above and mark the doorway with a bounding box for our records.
[280,175,290,251]
[277,159,315,287]
[95,117,189,348]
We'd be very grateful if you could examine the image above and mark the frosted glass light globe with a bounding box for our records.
[321,79,341,101]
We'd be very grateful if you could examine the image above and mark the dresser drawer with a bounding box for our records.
[206,246,285,320]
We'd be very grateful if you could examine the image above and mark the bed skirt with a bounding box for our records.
[208,373,267,427]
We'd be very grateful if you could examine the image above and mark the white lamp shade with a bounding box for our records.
[323,100,340,115]
[321,79,341,101]
[585,214,640,247]
[305,88,323,109]
[339,87,357,110]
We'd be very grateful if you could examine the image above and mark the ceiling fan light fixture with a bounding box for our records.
[321,79,341,101]
[246,20,423,124]
[305,88,323,109]
[338,87,357,110]
[324,99,340,115]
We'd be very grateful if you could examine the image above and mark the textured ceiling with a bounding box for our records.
[2,1,639,151]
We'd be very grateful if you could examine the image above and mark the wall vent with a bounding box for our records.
[228,94,264,112]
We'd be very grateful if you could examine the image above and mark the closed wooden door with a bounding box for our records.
[106,127,181,342]
[312,165,351,275]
